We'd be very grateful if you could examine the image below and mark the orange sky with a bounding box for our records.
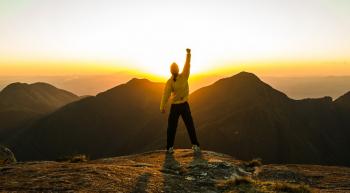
[0,0,350,80]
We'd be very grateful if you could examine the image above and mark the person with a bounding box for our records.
[160,48,200,154]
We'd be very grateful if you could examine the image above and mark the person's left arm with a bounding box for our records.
[160,80,172,113]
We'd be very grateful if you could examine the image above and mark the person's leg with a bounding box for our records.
[167,104,181,150]
[181,102,200,146]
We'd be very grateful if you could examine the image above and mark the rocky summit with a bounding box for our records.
[0,149,350,193]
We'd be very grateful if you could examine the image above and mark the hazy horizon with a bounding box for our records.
[1,72,350,100]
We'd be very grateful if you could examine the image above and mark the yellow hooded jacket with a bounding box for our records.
[160,53,191,111]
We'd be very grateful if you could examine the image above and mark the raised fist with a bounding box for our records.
[186,48,191,54]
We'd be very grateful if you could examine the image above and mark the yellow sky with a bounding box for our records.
[0,0,350,79]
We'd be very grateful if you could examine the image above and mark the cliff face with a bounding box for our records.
[1,149,349,193]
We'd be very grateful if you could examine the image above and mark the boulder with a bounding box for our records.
[0,145,17,164]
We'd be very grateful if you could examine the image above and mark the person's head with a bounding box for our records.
[170,62,179,76]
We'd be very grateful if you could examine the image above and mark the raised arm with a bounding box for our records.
[182,48,191,78]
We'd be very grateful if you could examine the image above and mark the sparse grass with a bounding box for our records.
[217,175,313,193]
[56,154,89,163]
[272,182,312,193]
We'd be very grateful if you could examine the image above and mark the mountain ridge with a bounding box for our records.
[3,72,350,166]
[6,78,166,160]
[0,82,79,112]
[0,82,80,142]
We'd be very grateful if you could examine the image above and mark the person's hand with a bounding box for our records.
[161,108,166,114]
[186,48,191,54]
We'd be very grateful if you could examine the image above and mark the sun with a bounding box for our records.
[122,47,215,79]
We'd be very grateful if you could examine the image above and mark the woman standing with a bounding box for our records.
[160,48,200,154]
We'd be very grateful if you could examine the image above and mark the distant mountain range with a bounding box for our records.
[261,76,350,99]
[2,74,350,98]
[0,82,79,141]
[189,72,350,165]
[1,72,350,166]
[4,79,167,160]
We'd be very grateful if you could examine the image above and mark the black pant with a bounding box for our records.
[166,102,200,149]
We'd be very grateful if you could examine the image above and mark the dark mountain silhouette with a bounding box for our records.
[0,82,78,112]
[6,73,350,166]
[8,79,167,160]
[189,72,350,165]
[334,91,350,136]
[335,91,350,108]
[0,82,79,141]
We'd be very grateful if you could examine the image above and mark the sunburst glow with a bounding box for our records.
[0,0,350,78]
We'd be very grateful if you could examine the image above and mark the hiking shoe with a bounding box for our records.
[192,145,201,153]
[167,147,174,154]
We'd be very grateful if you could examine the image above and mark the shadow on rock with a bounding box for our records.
[131,172,152,193]
[161,153,183,193]
[161,151,215,193]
